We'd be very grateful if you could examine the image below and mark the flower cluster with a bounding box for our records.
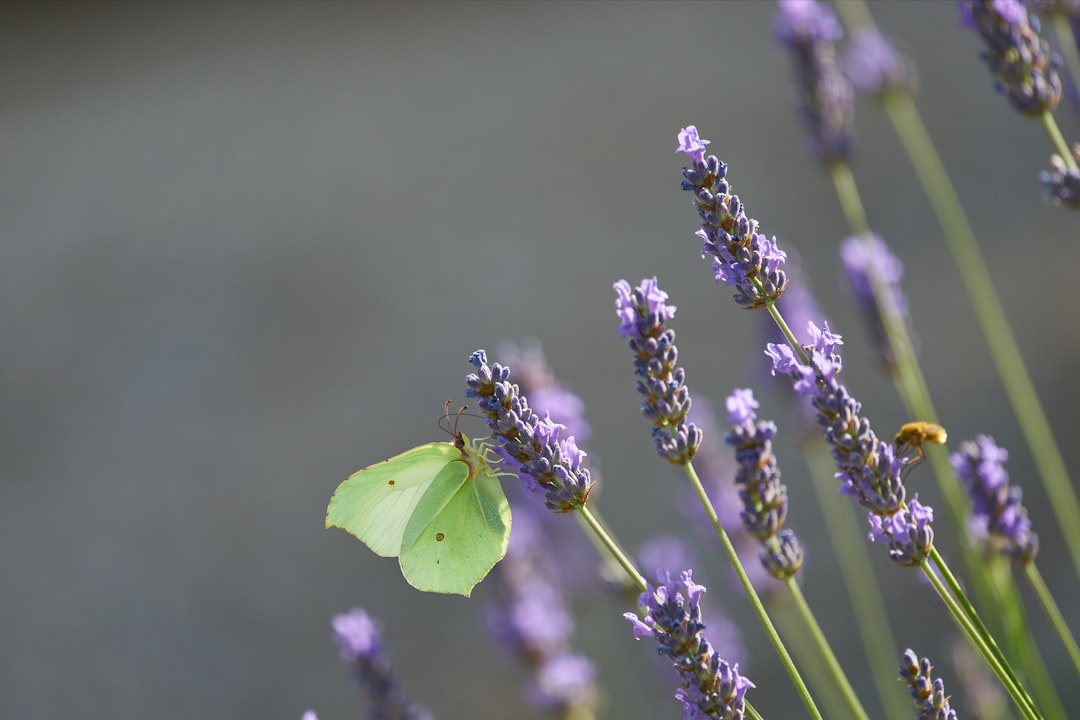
[466,350,594,511]
[614,277,702,464]
[839,233,915,371]
[331,608,434,720]
[767,322,935,565]
[951,434,1039,564]
[625,570,754,720]
[1040,143,1080,208]
[724,388,804,579]
[677,127,788,309]
[843,28,917,96]
[774,0,855,164]
[958,0,1062,116]
[899,649,959,720]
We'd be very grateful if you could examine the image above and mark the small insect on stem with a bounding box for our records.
[893,421,948,479]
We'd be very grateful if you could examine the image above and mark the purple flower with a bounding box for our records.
[614,278,702,464]
[525,653,598,711]
[958,0,1062,116]
[767,322,936,565]
[636,536,749,667]
[1040,143,1080,208]
[301,712,317,720]
[677,126,712,165]
[951,435,1039,563]
[868,496,935,567]
[625,569,755,719]
[497,340,591,444]
[900,649,959,720]
[677,128,788,309]
[724,388,804,578]
[679,399,777,591]
[466,349,594,511]
[774,0,855,164]
[1027,0,1080,15]
[487,505,598,716]
[843,29,917,96]
[840,233,915,371]
[330,608,434,720]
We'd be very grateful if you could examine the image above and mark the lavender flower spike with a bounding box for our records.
[900,649,959,720]
[614,277,702,464]
[677,127,788,309]
[465,349,594,511]
[331,608,434,720]
[767,321,937,566]
[774,0,855,165]
[625,569,755,720]
[840,233,915,371]
[724,388,804,579]
[959,0,1062,116]
[951,435,1039,564]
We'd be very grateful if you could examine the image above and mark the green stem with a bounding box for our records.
[576,505,646,592]
[1041,110,1078,172]
[1025,562,1080,679]
[805,445,909,720]
[922,562,1042,720]
[684,460,825,720]
[929,547,1041,718]
[784,576,871,720]
[773,604,853,720]
[985,558,1068,720]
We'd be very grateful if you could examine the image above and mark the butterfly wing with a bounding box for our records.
[325,442,460,557]
[399,447,510,597]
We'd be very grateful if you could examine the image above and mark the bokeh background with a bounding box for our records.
[3,2,1079,718]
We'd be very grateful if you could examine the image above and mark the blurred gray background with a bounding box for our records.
[3,2,1079,718]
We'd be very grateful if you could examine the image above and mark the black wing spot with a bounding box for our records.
[435,532,445,542]
[387,480,395,485]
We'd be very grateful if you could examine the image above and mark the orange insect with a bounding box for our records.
[893,421,948,477]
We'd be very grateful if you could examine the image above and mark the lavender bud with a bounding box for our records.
[775,0,856,165]
[840,233,916,371]
[615,278,702,464]
[625,570,755,719]
[900,649,959,720]
[466,350,594,511]
[724,388,804,579]
[1040,143,1080,208]
[951,435,1039,564]
[331,608,434,720]
[959,0,1062,116]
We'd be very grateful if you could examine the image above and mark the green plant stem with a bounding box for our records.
[773,604,852,720]
[805,445,909,720]
[986,559,1068,720]
[784,576,871,720]
[683,460,825,720]
[835,0,1080,585]
[929,547,1041,718]
[1042,110,1078,172]
[1025,562,1080,679]
[577,505,646,592]
[922,562,1042,720]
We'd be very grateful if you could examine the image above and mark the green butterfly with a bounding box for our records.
[326,427,511,597]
